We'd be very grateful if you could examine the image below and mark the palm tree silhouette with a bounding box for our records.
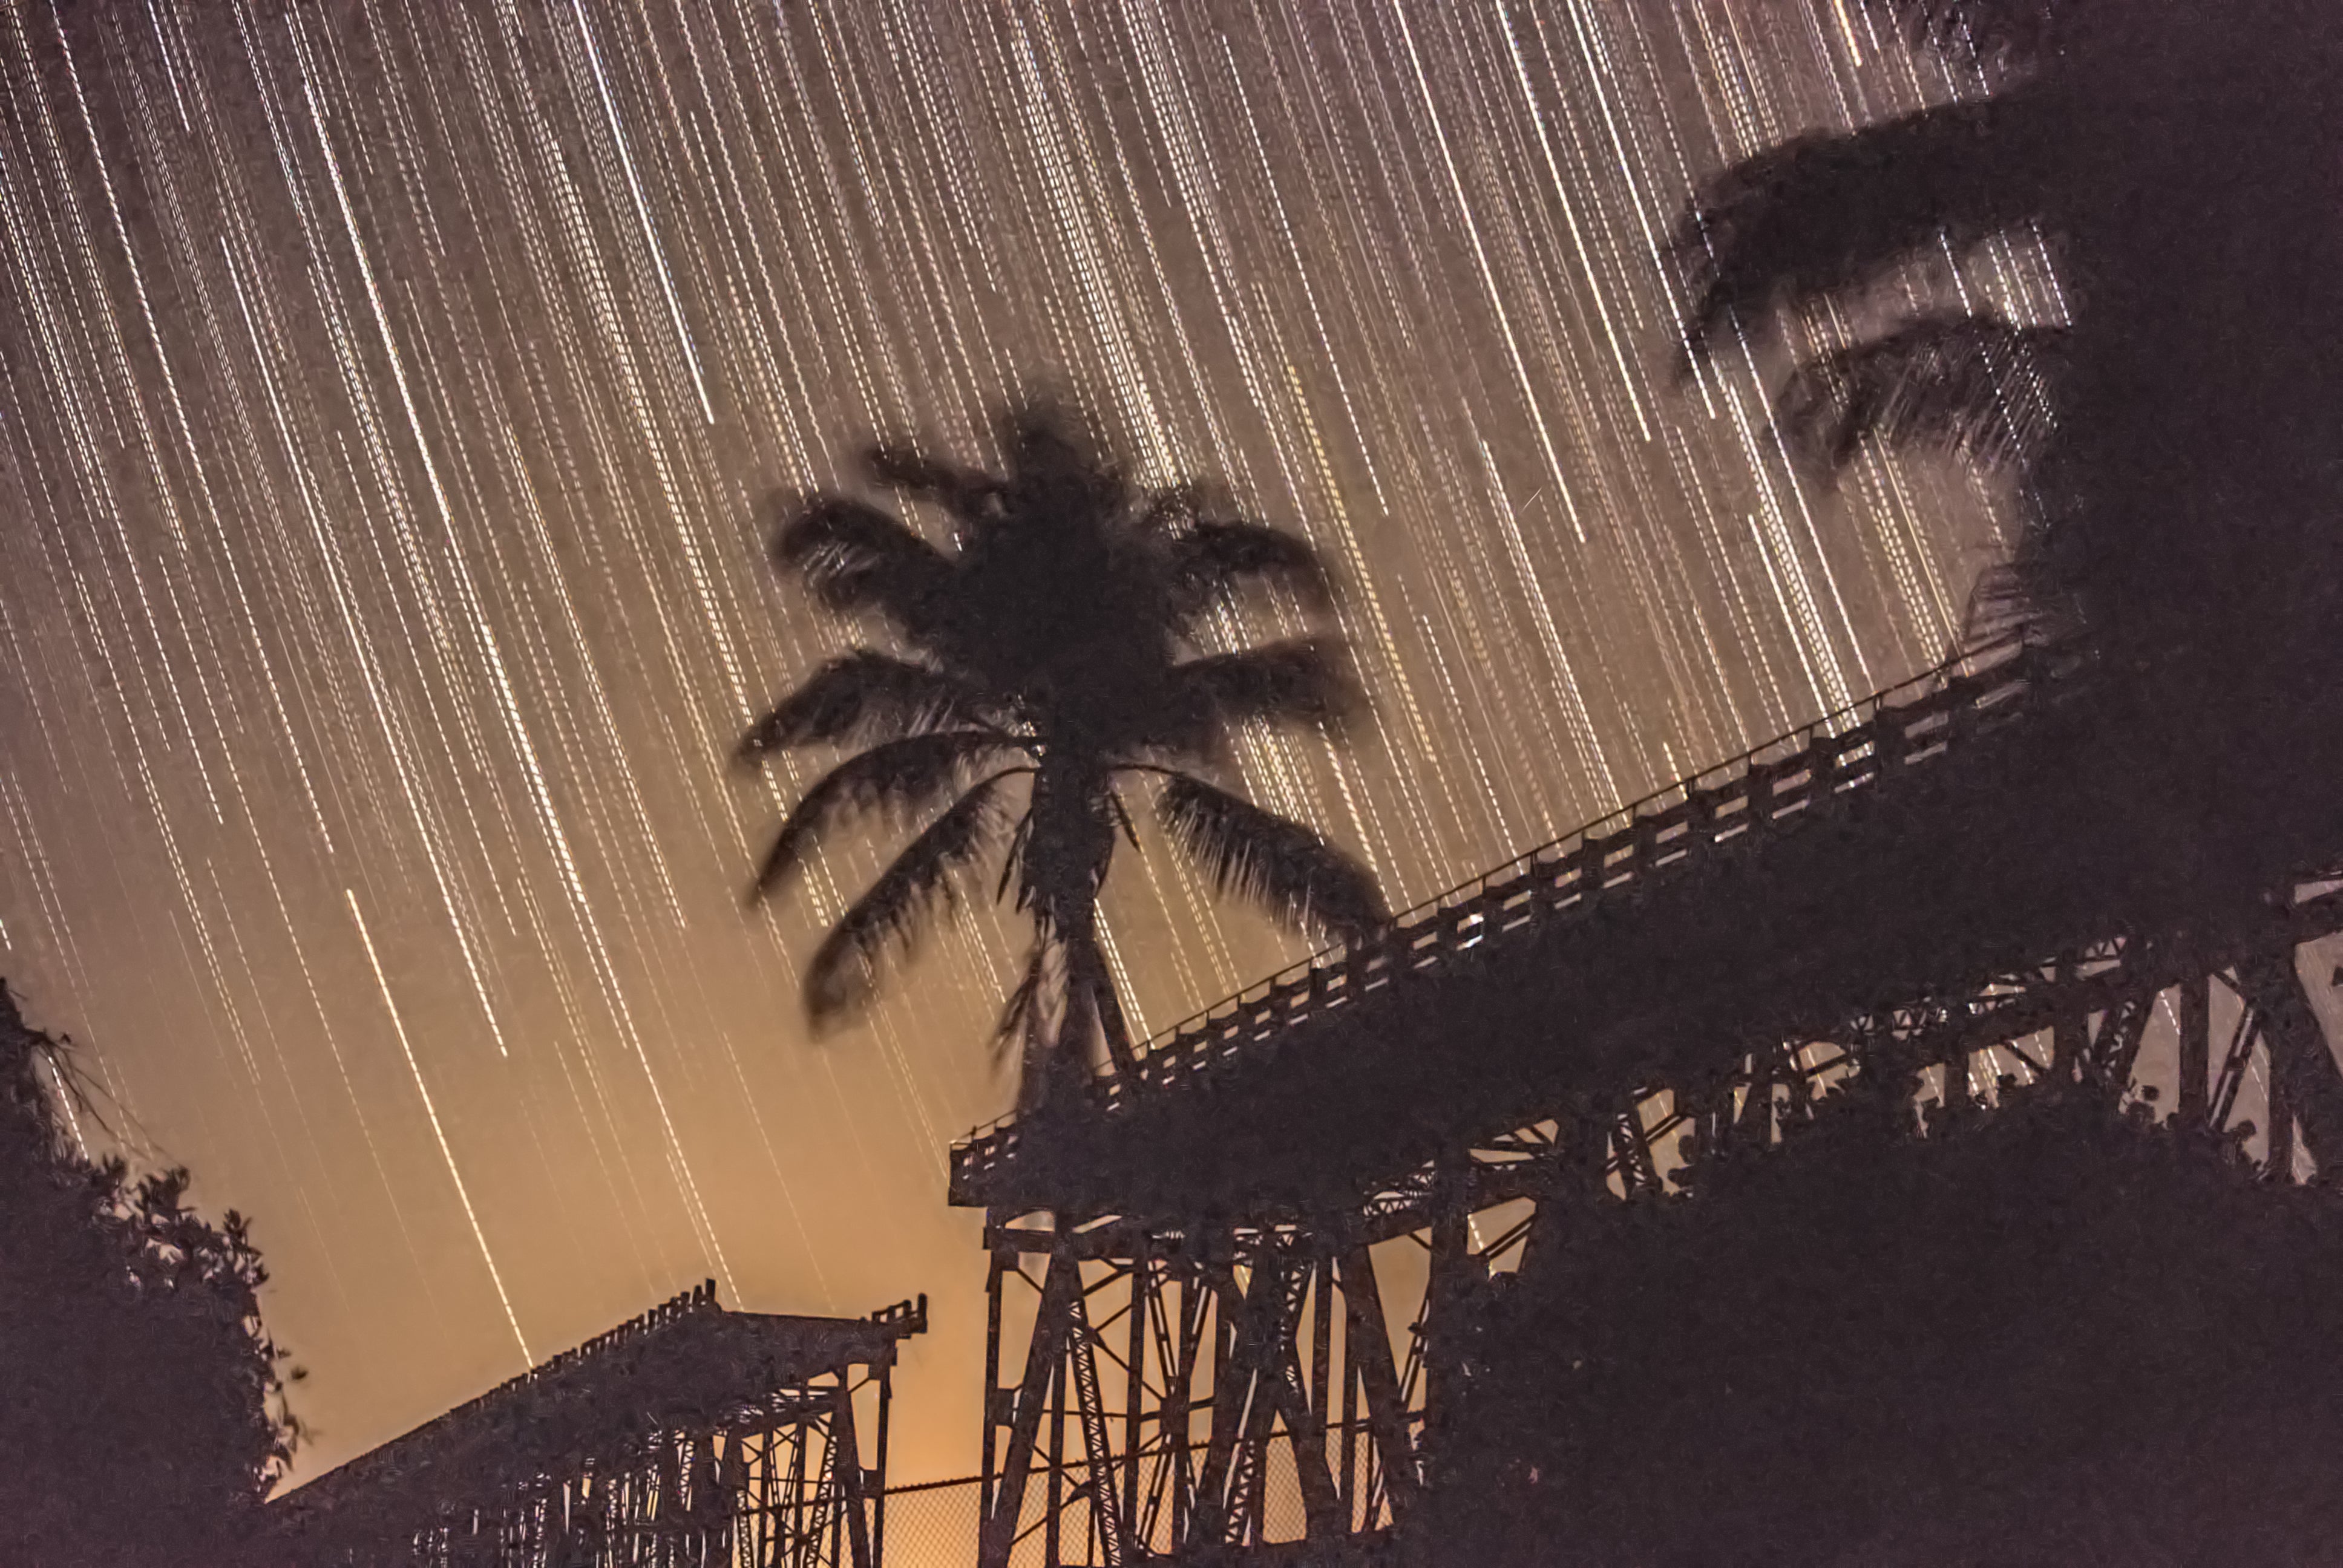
[1674,0,2343,658]
[739,402,1386,1107]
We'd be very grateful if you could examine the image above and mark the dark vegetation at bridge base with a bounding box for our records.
[1410,4,2343,1553]
[0,984,299,1567]
[1432,1086,2343,1567]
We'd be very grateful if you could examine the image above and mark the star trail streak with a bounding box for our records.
[0,0,2053,1481]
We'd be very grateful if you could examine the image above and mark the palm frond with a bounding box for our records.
[1155,638,1361,758]
[1168,519,1334,616]
[1961,518,2090,647]
[773,495,955,636]
[995,811,1034,905]
[1675,93,2059,360]
[866,440,1003,531]
[749,731,1011,902]
[1138,480,1209,533]
[1853,0,2063,64]
[802,771,1021,1025]
[992,940,1052,1063]
[1962,560,2053,644]
[1775,315,2068,476]
[1156,773,1386,944]
[1179,638,1360,725]
[1001,400,1109,479]
[1106,788,1140,850]
[736,651,999,766]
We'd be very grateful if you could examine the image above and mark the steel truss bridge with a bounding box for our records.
[948,636,2343,1567]
[272,1285,928,1567]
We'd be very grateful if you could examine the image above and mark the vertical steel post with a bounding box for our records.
[1044,1356,1066,1567]
[1338,1319,1360,1529]
[1124,1253,1147,1544]
[2181,971,2213,1125]
[872,1362,892,1568]
[1337,1245,1418,1520]
[835,1379,873,1568]
[1309,1247,1332,1530]
[1165,1266,1198,1547]
[981,1244,1004,1529]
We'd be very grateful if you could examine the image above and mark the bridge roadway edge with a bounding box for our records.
[952,640,2343,1220]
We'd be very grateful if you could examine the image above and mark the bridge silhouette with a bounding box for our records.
[272,1287,927,1567]
[950,633,2343,1566]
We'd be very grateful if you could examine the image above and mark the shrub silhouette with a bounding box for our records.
[1437,1086,2343,1566]
[0,984,298,1567]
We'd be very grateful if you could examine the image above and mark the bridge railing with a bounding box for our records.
[952,633,2072,1194]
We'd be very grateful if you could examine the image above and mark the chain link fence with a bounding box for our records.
[877,1475,981,1568]
[876,1460,1341,1568]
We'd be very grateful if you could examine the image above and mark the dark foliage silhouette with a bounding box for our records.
[739,401,1384,1104]
[1666,1,2343,1120]
[1676,0,2343,664]
[1406,12,2343,1563]
[1434,1082,2343,1567]
[0,983,300,1567]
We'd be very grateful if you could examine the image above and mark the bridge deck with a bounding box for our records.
[952,635,2343,1217]
[276,1285,923,1530]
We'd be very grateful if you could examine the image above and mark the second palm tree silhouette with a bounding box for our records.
[739,402,1387,1109]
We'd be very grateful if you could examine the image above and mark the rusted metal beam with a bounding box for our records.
[2180,970,2213,1123]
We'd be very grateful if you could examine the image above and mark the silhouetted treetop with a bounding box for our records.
[1438,1081,2343,1567]
[1676,0,2343,662]
[0,982,300,1567]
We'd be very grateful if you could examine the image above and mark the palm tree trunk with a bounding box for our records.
[1027,747,1138,1093]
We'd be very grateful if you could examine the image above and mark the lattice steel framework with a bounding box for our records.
[274,1288,927,1568]
[954,637,2343,1566]
[969,903,2343,1566]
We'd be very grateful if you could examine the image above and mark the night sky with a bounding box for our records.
[0,0,2048,1485]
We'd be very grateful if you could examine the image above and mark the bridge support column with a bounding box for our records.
[957,867,2343,1562]
[972,1174,1548,1567]
[2232,938,2343,1184]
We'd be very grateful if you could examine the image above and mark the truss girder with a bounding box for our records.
[282,1302,926,1568]
[975,888,2343,1564]
[339,1380,877,1568]
[975,1213,1480,1568]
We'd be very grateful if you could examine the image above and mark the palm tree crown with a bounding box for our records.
[1673,0,2343,659]
[739,403,1386,1106]
[1669,0,2343,1161]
